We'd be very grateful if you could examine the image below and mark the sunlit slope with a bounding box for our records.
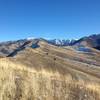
[0,40,100,100]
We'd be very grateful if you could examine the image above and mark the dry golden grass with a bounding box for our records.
[0,58,99,100]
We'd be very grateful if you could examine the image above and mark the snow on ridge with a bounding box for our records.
[27,37,35,40]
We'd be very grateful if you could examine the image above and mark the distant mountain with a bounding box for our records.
[47,39,76,46]
[0,39,27,56]
[0,38,44,56]
[72,34,100,50]
[47,34,100,50]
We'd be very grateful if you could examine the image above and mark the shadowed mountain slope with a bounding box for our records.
[0,39,27,56]
[72,34,100,49]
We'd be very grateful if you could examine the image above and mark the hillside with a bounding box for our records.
[0,34,100,57]
[0,40,100,100]
[72,34,100,50]
[0,39,27,57]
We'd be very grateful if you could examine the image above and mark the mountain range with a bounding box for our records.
[0,34,100,57]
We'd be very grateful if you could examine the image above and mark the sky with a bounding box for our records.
[0,0,100,41]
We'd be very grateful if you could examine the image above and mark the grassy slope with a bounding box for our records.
[0,41,100,100]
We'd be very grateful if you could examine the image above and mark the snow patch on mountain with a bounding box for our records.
[27,37,35,40]
[47,39,76,46]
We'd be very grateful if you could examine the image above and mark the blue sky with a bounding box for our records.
[0,0,100,41]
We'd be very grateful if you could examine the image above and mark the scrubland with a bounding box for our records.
[0,57,100,100]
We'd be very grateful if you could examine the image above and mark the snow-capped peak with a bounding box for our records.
[27,37,35,40]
